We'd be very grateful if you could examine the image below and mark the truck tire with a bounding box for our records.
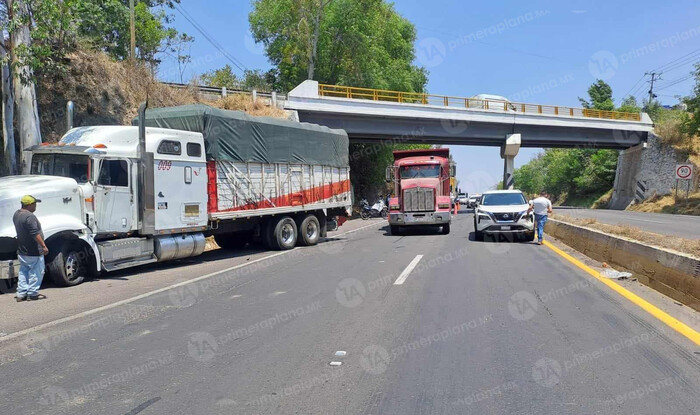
[296,214,320,246]
[214,233,250,250]
[390,225,401,235]
[47,244,89,287]
[270,216,297,250]
[441,224,451,235]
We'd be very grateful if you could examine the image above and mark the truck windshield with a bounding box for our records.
[481,193,527,206]
[400,165,441,179]
[30,154,89,184]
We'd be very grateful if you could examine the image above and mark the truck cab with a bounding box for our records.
[386,148,454,235]
[0,125,207,286]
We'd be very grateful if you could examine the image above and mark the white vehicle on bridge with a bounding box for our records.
[473,190,534,241]
[0,104,352,286]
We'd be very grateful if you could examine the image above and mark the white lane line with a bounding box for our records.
[625,217,666,224]
[393,255,424,285]
[0,220,385,344]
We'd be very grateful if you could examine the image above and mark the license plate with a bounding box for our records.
[501,226,511,231]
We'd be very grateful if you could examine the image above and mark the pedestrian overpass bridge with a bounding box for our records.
[284,80,655,188]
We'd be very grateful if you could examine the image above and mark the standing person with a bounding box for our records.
[13,195,48,301]
[529,191,552,245]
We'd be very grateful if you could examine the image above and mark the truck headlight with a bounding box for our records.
[390,204,400,210]
[437,202,450,209]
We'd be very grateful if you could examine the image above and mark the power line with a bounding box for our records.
[652,47,700,73]
[657,52,700,74]
[173,4,248,73]
[621,73,646,99]
[655,74,694,92]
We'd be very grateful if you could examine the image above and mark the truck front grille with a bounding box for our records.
[403,188,435,212]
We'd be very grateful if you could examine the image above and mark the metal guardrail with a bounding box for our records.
[318,84,642,122]
[161,82,286,101]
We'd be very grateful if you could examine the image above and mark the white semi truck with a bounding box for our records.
[0,104,352,286]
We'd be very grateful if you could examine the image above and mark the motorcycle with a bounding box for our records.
[359,198,388,220]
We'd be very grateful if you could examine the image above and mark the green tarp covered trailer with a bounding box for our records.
[133,104,349,168]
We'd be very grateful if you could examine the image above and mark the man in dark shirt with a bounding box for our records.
[13,195,49,301]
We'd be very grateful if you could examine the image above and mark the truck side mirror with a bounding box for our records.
[449,164,456,177]
[385,166,392,182]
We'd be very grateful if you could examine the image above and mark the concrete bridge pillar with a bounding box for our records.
[501,133,521,190]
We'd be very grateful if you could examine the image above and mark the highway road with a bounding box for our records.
[0,212,699,414]
[553,207,700,239]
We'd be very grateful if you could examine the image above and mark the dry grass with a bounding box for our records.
[552,213,700,258]
[212,94,286,118]
[38,49,286,142]
[591,189,613,209]
[628,192,700,215]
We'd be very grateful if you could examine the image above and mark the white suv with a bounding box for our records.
[473,190,534,241]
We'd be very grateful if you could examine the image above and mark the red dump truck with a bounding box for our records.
[386,148,454,235]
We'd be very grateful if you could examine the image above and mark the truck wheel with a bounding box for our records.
[441,224,451,235]
[214,233,250,250]
[270,216,297,250]
[390,225,401,235]
[47,244,89,287]
[296,214,320,246]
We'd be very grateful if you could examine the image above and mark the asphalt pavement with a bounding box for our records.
[553,207,700,239]
[0,212,699,415]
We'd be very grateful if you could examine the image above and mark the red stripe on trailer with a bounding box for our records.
[212,179,351,212]
[206,161,218,214]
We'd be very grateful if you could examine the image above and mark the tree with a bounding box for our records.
[579,79,614,110]
[617,96,641,113]
[682,63,700,138]
[200,65,273,91]
[0,42,15,175]
[4,0,43,172]
[250,0,428,92]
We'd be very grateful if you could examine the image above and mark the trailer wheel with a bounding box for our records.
[441,224,451,235]
[270,216,297,250]
[296,214,320,246]
[214,233,250,250]
[47,244,89,287]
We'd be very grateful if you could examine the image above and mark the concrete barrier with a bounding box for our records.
[545,219,700,311]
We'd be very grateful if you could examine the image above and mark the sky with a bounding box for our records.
[158,0,700,194]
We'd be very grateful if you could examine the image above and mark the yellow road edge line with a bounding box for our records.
[542,240,700,346]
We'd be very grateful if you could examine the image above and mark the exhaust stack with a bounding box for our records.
[66,101,74,132]
[137,101,155,235]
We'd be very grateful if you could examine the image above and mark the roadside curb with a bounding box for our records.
[545,219,700,312]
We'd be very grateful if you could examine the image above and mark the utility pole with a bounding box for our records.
[645,72,660,104]
[129,0,136,61]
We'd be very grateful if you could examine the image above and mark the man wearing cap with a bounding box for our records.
[13,195,49,301]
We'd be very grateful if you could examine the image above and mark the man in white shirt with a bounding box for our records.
[528,191,552,245]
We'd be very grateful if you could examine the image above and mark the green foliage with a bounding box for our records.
[681,63,700,138]
[617,96,641,113]
[578,79,614,110]
[513,148,618,206]
[200,65,274,91]
[349,142,431,200]
[249,0,428,92]
[1,0,189,79]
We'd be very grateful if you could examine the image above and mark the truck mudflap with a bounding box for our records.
[0,259,20,280]
[388,211,451,226]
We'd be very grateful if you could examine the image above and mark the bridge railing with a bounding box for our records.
[318,84,642,122]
